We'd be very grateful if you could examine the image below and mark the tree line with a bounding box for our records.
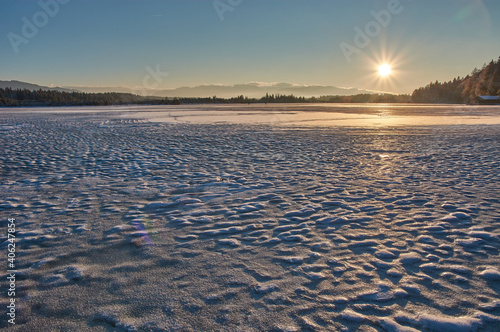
[0,88,411,107]
[412,56,500,104]
[178,93,410,104]
[0,88,181,107]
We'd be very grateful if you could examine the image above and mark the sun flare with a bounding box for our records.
[378,64,392,77]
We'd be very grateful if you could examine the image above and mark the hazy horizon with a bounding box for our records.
[2,0,500,95]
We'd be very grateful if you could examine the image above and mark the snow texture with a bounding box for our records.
[0,106,499,331]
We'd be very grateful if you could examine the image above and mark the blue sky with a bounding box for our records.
[1,0,500,93]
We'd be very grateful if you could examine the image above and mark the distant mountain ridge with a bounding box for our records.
[65,82,388,98]
[0,80,388,98]
[0,80,77,93]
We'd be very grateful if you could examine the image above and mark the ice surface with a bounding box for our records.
[0,105,499,331]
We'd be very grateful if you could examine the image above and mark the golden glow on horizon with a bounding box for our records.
[378,64,392,77]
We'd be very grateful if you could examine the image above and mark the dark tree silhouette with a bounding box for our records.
[0,88,411,107]
[413,57,500,104]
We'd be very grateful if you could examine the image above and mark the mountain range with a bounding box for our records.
[0,80,389,98]
[0,80,74,93]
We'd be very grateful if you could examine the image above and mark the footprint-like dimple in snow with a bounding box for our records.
[455,237,483,248]
[440,212,472,222]
[480,267,500,281]
[417,235,438,245]
[375,249,399,260]
[218,238,241,247]
[399,252,422,265]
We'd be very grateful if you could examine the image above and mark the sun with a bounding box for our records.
[378,64,392,77]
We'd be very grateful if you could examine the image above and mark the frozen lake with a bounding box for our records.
[3,103,500,127]
[1,105,499,331]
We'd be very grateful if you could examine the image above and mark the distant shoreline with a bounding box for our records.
[0,102,479,109]
[1,101,487,109]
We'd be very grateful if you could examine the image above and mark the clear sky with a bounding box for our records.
[1,0,500,94]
